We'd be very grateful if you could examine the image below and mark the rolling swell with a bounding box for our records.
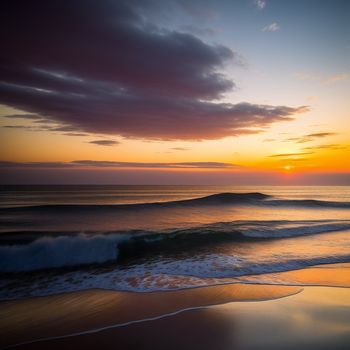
[1,192,350,212]
[264,199,350,208]
[0,192,270,212]
[1,219,350,273]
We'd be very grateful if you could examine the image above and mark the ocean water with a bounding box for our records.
[0,185,349,299]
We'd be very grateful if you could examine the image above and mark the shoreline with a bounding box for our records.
[0,289,302,350]
[0,283,301,349]
[1,262,350,349]
[3,285,350,350]
[1,260,350,302]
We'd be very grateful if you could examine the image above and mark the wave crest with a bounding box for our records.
[1,219,350,273]
[0,234,129,272]
[1,191,350,211]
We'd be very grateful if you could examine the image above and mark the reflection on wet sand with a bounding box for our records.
[0,283,300,349]
[9,286,350,350]
[2,263,350,350]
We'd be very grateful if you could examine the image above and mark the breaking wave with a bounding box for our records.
[1,219,350,273]
[0,234,129,272]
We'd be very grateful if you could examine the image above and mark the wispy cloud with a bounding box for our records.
[263,22,279,32]
[325,72,349,83]
[1,123,88,134]
[284,132,337,143]
[254,0,266,10]
[2,114,42,120]
[0,160,240,169]
[269,152,313,158]
[170,147,190,151]
[88,140,120,146]
[294,71,350,84]
[64,133,88,137]
[277,158,309,162]
[2,125,33,129]
[307,132,337,138]
[262,138,275,142]
[50,126,79,132]
[303,144,347,151]
[306,95,317,102]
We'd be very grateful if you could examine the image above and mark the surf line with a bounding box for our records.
[1,288,303,349]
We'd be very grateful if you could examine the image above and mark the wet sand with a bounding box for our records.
[0,283,300,349]
[1,263,350,349]
[10,286,350,350]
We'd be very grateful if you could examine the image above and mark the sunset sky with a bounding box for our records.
[0,0,349,184]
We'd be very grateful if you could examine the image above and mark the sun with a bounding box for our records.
[284,165,292,171]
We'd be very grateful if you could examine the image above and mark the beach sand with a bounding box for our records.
[1,263,350,349]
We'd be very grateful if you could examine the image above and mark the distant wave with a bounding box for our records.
[1,192,350,212]
[1,219,350,273]
[175,192,270,204]
[263,199,350,208]
[0,192,270,211]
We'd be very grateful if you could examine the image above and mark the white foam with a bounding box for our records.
[1,251,349,301]
[2,220,350,273]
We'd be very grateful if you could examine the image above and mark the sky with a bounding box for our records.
[0,0,349,185]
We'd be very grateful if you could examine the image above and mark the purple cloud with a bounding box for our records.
[0,1,307,140]
[0,160,240,169]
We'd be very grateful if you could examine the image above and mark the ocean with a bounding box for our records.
[1,185,350,300]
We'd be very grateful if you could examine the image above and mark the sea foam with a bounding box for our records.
[1,220,350,273]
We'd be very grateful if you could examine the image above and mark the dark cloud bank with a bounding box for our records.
[0,0,307,140]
